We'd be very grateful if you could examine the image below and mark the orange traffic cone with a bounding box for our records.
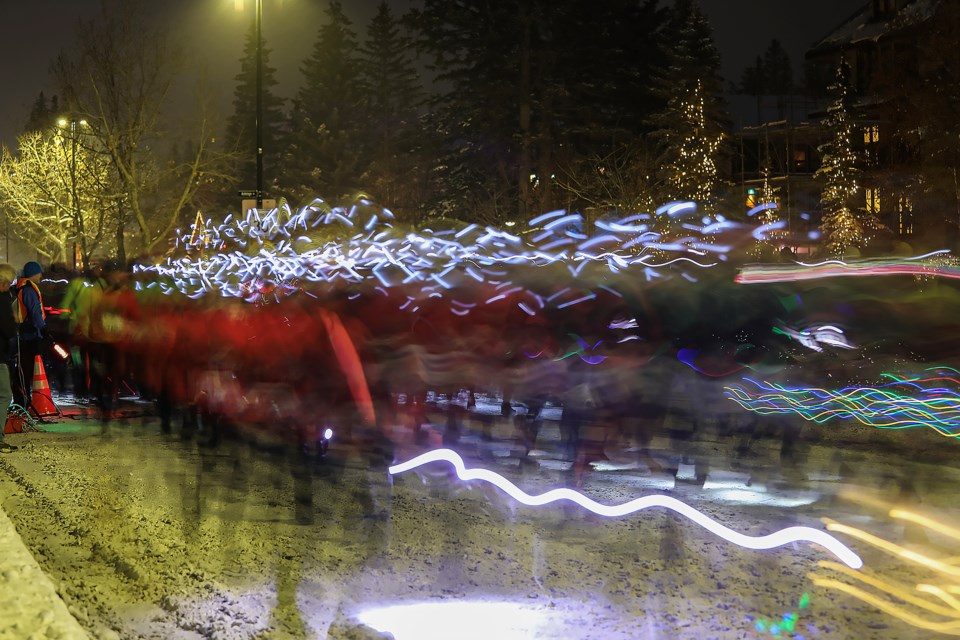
[31,356,60,418]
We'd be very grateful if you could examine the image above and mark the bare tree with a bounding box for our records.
[555,143,661,218]
[54,0,233,258]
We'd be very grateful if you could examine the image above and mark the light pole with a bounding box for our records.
[255,0,263,209]
[57,117,87,269]
[236,0,266,208]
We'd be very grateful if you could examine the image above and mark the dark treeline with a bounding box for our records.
[223,0,734,227]
[10,0,810,262]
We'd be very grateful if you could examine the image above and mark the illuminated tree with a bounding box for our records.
[747,167,783,259]
[815,60,876,256]
[649,0,728,211]
[0,129,115,263]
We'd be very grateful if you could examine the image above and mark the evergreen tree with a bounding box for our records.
[283,1,364,202]
[816,60,876,256]
[737,40,794,95]
[408,0,664,222]
[738,56,766,96]
[406,0,525,222]
[24,92,60,133]
[357,2,426,217]
[649,0,728,210]
[762,40,794,95]
[549,0,666,215]
[225,22,286,196]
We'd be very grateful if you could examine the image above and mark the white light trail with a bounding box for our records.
[389,448,863,569]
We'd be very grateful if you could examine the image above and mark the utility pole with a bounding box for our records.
[255,0,264,209]
[59,118,86,268]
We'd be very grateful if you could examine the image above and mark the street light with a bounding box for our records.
[255,0,263,209]
[235,0,265,209]
[57,117,88,269]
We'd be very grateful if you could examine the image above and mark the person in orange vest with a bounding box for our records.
[0,263,19,452]
[13,261,47,415]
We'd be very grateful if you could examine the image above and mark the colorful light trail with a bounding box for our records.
[736,251,959,284]
[725,372,960,437]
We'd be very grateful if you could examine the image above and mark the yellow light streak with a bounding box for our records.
[814,511,960,635]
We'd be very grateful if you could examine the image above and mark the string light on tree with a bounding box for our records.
[815,60,880,257]
[650,0,727,216]
[750,167,782,259]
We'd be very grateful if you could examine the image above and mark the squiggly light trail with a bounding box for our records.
[388,448,863,569]
[725,374,960,437]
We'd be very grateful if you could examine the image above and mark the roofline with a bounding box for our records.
[805,3,871,59]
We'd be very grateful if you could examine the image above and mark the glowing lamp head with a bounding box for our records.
[323,427,333,441]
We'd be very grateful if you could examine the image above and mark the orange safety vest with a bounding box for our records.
[15,278,45,325]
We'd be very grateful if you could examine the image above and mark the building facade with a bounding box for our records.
[805,0,956,249]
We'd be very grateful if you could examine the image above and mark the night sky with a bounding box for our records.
[0,0,866,147]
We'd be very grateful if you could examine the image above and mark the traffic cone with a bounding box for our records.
[31,356,60,417]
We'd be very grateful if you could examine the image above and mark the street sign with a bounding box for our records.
[237,190,258,198]
[242,198,276,213]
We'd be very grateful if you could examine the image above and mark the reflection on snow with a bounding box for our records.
[356,601,550,640]
[706,488,819,508]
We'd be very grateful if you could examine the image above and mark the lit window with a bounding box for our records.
[793,149,808,172]
[863,125,880,145]
[898,195,913,235]
[865,187,881,215]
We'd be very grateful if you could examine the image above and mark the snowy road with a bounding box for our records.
[0,407,955,639]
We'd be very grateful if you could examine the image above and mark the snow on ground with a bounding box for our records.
[0,497,91,639]
[0,405,953,639]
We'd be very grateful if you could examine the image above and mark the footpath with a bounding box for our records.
[1,394,97,640]
[0,491,90,640]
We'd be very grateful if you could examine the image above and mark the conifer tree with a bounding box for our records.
[225,22,286,195]
[737,40,794,96]
[762,40,794,95]
[357,1,425,216]
[816,60,876,256]
[406,0,523,222]
[738,56,767,96]
[408,0,664,222]
[283,1,364,202]
[649,0,728,211]
[24,92,60,133]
